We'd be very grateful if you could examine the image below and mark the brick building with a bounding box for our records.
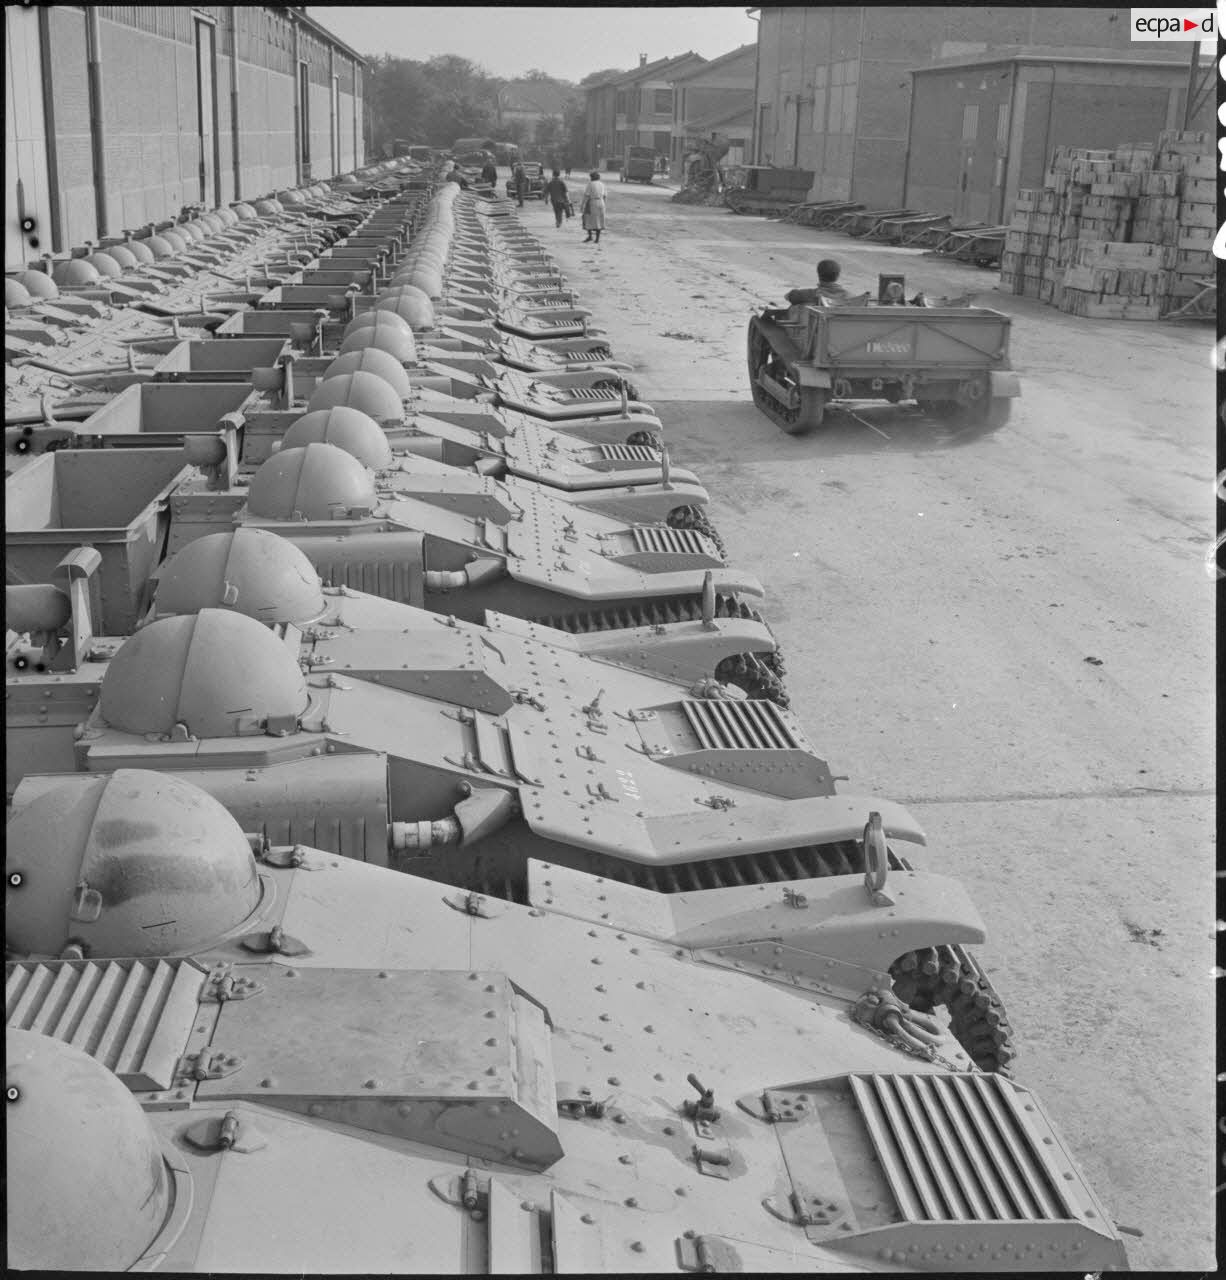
[4,4,363,264]
[749,5,1193,208]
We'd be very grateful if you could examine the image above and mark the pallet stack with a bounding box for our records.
[999,130,1214,319]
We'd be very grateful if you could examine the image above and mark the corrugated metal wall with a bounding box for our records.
[5,7,54,267]
[47,6,95,250]
[8,4,363,255]
[753,4,1195,209]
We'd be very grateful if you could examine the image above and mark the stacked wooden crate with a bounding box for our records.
[999,130,1213,319]
[1158,129,1216,307]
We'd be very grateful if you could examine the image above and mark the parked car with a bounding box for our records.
[505,162,546,200]
[620,146,656,183]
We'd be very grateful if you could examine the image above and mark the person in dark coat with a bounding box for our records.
[785,258,850,304]
[479,159,498,188]
[511,161,528,207]
[543,170,569,228]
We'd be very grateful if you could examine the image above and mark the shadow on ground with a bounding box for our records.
[652,396,1013,465]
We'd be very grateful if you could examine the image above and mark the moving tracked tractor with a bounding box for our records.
[747,276,1021,435]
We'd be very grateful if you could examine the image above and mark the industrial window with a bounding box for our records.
[962,103,979,141]
[679,88,686,120]
[615,90,626,115]
[996,102,1009,144]
[653,88,672,114]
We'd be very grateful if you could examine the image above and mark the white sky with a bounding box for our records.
[305,6,759,80]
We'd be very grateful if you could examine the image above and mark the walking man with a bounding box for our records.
[543,169,569,229]
[511,160,528,208]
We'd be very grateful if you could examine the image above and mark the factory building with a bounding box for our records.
[904,53,1210,225]
[4,4,363,266]
[749,5,1195,210]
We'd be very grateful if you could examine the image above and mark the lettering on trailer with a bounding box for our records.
[1129,8,1216,37]
[865,340,913,355]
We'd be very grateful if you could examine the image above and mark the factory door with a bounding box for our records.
[195,17,219,206]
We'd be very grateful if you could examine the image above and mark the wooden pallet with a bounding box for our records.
[1163,277,1216,321]
[924,225,1010,265]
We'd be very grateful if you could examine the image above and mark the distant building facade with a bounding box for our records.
[5,4,363,265]
[584,52,706,164]
[750,5,1192,209]
[906,53,1212,224]
[496,79,577,146]
[669,44,755,173]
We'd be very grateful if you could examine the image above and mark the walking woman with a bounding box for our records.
[580,171,606,244]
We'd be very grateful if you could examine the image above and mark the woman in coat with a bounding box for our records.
[580,171,606,244]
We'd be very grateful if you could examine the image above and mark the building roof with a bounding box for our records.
[498,80,577,117]
[294,6,366,64]
[670,43,755,83]
[684,102,754,134]
[582,69,627,89]
[910,48,1195,75]
[616,51,706,86]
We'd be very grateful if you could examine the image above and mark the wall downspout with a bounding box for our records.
[85,6,109,237]
[229,6,241,200]
[997,58,1018,224]
[1037,62,1057,180]
[900,72,916,210]
[37,5,63,253]
[292,13,302,185]
[748,8,761,162]
[847,4,864,200]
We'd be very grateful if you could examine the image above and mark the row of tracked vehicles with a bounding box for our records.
[4,154,1127,1272]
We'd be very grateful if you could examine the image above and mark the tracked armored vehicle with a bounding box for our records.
[5,771,1130,1273]
[7,527,1007,1070]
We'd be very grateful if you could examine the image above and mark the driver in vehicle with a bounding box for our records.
[785,258,851,305]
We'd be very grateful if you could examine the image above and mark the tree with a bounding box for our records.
[363,53,502,154]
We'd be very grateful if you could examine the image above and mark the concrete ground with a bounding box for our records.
[510,178,1217,1271]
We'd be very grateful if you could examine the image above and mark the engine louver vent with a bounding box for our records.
[564,386,614,400]
[849,1072,1076,1222]
[6,958,205,1091]
[681,698,801,751]
[630,525,710,556]
[598,443,661,462]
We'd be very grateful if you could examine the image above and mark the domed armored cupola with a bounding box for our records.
[246,443,378,521]
[154,527,327,624]
[99,609,308,738]
[5,769,262,958]
[6,1030,174,1269]
[322,348,413,400]
[306,370,406,424]
[281,407,394,470]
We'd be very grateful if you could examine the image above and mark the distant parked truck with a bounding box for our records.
[620,145,656,183]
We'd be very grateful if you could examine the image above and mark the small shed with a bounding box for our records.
[904,52,1211,225]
